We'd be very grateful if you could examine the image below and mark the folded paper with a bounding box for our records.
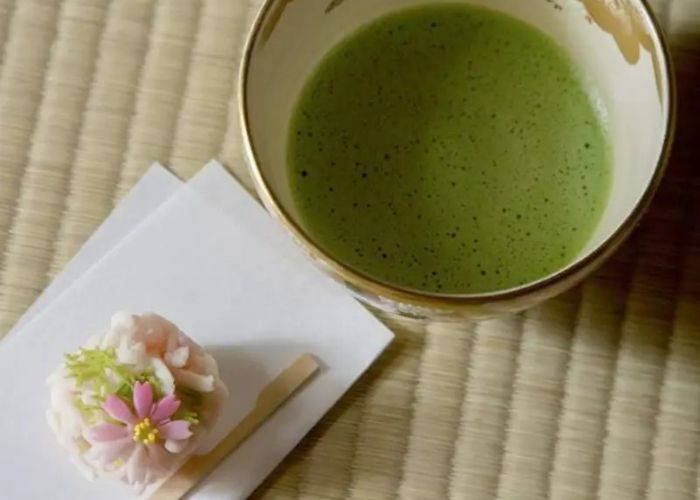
[0,161,393,499]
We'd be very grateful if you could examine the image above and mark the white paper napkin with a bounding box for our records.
[0,161,393,499]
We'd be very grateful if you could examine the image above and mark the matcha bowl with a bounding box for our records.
[239,0,675,319]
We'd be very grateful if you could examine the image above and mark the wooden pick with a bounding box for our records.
[151,353,320,499]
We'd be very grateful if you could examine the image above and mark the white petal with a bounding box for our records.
[172,368,214,392]
[165,346,189,368]
[144,444,173,481]
[85,438,135,467]
[100,325,122,349]
[125,445,147,486]
[165,327,180,352]
[151,358,175,394]
[116,336,146,367]
[111,311,136,333]
[47,370,85,443]
[165,439,188,453]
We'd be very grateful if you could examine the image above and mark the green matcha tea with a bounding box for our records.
[288,4,611,294]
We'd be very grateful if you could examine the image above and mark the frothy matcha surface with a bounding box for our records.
[288,3,611,294]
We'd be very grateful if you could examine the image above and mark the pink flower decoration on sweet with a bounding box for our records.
[84,382,192,485]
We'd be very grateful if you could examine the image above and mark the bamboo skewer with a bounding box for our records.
[151,353,320,499]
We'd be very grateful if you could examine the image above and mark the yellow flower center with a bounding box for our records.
[132,417,159,445]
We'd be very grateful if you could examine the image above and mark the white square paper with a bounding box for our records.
[0,162,393,499]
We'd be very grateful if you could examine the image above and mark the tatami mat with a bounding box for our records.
[0,1,698,499]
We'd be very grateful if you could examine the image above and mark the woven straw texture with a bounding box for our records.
[0,1,698,498]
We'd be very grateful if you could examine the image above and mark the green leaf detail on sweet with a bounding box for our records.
[173,387,204,427]
[177,386,204,408]
[65,348,166,400]
[115,371,164,401]
[65,348,122,394]
[173,408,200,425]
[72,396,104,425]
[65,346,203,428]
